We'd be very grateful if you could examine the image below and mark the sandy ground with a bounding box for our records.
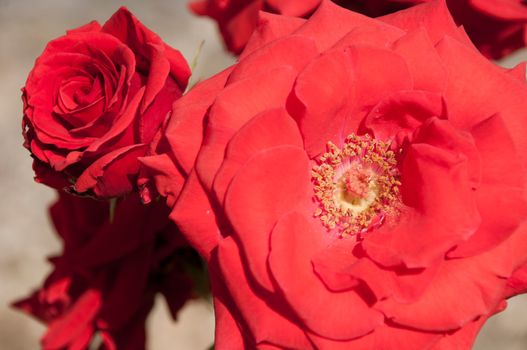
[0,0,526,349]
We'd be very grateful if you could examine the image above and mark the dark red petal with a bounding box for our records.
[68,324,94,350]
[379,0,470,45]
[102,7,190,89]
[470,0,527,20]
[85,87,145,154]
[268,0,320,17]
[138,72,185,148]
[74,143,148,197]
[223,1,262,54]
[139,43,171,113]
[98,245,153,331]
[294,0,385,51]
[62,195,165,267]
[42,289,101,349]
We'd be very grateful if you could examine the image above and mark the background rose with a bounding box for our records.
[190,0,527,58]
[362,0,527,59]
[22,7,190,198]
[14,192,203,350]
[154,1,527,348]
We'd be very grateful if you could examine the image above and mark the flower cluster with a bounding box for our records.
[17,1,527,349]
[17,8,205,350]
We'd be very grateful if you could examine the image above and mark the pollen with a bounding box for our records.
[312,134,401,236]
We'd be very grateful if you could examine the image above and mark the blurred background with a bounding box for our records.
[0,0,526,349]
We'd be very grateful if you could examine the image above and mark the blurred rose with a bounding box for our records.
[14,192,202,350]
[190,0,527,58]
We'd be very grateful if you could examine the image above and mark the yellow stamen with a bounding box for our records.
[311,134,401,236]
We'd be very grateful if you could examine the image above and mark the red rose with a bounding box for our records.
[155,1,527,348]
[353,0,527,59]
[445,0,527,59]
[22,7,190,198]
[190,0,527,58]
[14,192,200,349]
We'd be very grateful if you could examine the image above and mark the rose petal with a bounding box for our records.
[436,35,527,167]
[102,7,190,89]
[213,107,303,204]
[195,66,298,191]
[268,0,320,17]
[75,143,148,197]
[376,257,506,331]
[42,289,101,349]
[216,237,312,348]
[308,323,440,350]
[166,67,232,174]
[171,170,221,261]
[229,34,318,83]
[138,153,185,207]
[242,12,307,58]
[294,0,384,51]
[288,48,354,157]
[269,212,384,340]
[364,141,480,268]
[379,0,470,45]
[392,27,447,92]
[225,146,311,291]
[363,90,445,144]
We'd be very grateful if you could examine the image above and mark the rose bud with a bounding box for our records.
[22,7,190,198]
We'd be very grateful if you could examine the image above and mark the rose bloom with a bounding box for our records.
[14,192,200,350]
[190,0,527,58]
[22,7,190,198]
[149,1,527,348]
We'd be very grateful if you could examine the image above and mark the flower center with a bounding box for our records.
[312,134,401,236]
